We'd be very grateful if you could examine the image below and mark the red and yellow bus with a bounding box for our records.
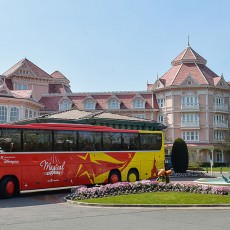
[0,123,164,198]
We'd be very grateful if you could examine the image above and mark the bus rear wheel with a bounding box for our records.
[0,176,19,199]
[127,169,139,182]
[108,170,121,184]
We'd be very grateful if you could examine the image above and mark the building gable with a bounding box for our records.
[181,73,199,86]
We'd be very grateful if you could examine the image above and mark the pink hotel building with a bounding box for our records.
[0,44,229,166]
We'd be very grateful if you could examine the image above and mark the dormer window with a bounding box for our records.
[84,98,95,110]
[187,80,192,85]
[108,98,120,110]
[133,98,145,109]
[59,99,72,111]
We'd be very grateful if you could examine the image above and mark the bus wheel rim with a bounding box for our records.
[6,181,15,195]
[129,174,137,182]
[110,174,119,183]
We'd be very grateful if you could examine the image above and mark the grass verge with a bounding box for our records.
[203,167,230,172]
[81,192,230,205]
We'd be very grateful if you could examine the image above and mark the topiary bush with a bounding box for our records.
[171,138,189,173]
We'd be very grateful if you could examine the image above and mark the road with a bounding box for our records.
[0,190,230,230]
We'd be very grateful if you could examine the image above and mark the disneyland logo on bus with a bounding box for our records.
[0,156,19,165]
[40,159,66,176]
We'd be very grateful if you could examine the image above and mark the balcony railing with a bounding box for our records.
[181,103,199,111]
[213,122,228,129]
[181,121,200,128]
[213,104,229,112]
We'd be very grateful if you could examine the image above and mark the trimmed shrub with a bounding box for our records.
[171,138,189,173]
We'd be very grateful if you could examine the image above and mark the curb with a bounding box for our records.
[65,199,230,209]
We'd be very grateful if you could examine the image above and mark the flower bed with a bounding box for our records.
[65,180,230,201]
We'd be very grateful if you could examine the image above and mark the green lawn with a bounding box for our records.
[203,167,230,172]
[80,192,230,205]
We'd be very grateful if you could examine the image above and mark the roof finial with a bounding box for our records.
[187,34,190,47]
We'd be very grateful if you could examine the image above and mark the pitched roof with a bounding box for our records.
[10,90,33,99]
[41,109,159,124]
[159,45,222,87]
[3,58,51,79]
[171,46,207,66]
[49,84,72,94]
[39,91,158,112]
[51,71,67,79]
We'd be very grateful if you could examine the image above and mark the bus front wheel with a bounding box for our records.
[108,170,121,184]
[127,169,139,182]
[0,176,19,199]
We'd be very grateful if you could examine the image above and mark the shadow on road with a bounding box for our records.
[0,189,70,208]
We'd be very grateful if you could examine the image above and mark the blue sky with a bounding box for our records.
[0,0,230,92]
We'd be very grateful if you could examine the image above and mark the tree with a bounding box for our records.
[171,138,189,173]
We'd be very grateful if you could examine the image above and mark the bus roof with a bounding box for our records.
[0,123,142,133]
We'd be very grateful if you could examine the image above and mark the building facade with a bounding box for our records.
[148,45,230,166]
[0,44,229,166]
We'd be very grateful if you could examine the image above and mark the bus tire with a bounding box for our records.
[127,169,139,182]
[108,170,121,184]
[0,176,19,199]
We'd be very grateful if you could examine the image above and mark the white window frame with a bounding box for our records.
[108,99,120,110]
[59,100,72,111]
[10,107,19,122]
[133,98,145,109]
[15,83,28,90]
[215,97,224,105]
[158,114,165,124]
[182,96,199,106]
[0,106,7,123]
[216,151,223,163]
[214,130,225,141]
[182,131,199,141]
[213,114,225,124]
[84,99,95,110]
[157,98,165,108]
[182,114,199,122]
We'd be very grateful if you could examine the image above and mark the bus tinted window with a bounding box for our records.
[0,128,21,152]
[122,133,139,150]
[140,133,162,150]
[103,132,122,151]
[23,130,52,152]
[79,131,102,151]
[54,130,77,151]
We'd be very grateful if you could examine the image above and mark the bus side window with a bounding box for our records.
[122,133,139,151]
[53,130,77,151]
[140,133,162,150]
[103,132,121,151]
[23,130,52,152]
[0,129,21,152]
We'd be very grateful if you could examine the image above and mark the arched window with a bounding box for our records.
[59,100,71,111]
[29,110,33,118]
[84,99,95,110]
[108,99,120,109]
[25,109,29,119]
[0,106,7,123]
[10,107,19,122]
